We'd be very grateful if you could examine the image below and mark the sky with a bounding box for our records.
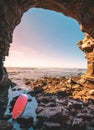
[4,8,87,68]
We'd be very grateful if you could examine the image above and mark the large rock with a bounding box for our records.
[37,106,69,123]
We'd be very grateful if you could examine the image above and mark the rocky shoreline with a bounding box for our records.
[28,75,94,130]
[1,75,94,130]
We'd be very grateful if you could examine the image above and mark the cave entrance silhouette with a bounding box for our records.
[5,8,86,69]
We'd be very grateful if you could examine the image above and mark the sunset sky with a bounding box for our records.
[5,8,87,68]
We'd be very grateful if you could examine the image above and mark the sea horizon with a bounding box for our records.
[6,66,87,70]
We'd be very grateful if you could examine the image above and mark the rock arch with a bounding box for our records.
[0,0,94,84]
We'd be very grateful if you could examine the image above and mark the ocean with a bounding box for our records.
[7,67,86,86]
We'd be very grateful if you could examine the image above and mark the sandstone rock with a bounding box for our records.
[89,89,94,96]
[72,84,82,90]
[67,78,76,84]
[78,78,86,85]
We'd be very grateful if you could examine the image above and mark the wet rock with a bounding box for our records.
[38,106,62,119]
[46,102,56,107]
[36,93,43,98]
[37,106,68,123]
[72,118,85,130]
[34,86,44,94]
[25,81,31,85]
[37,96,55,103]
[39,102,46,107]
[10,96,18,106]
[28,98,32,102]
[10,82,17,88]
[56,90,71,97]
[36,106,45,114]
[88,104,94,111]
[27,90,35,96]
[12,88,16,91]
[77,113,94,120]
[23,78,32,85]
[56,98,67,105]
[0,120,13,130]
[17,88,22,91]
[16,116,34,128]
[43,122,61,130]
[67,99,83,109]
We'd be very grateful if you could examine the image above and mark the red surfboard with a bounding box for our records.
[12,94,28,119]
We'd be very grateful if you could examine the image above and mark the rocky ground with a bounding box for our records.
[1,75,94,130]
[25,75,94,100]
[25,75,94,130]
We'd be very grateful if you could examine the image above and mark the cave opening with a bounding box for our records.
[4,8,86,69]
[0,1,94,128]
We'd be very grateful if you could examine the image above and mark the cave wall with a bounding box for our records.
[0,0,94,81]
